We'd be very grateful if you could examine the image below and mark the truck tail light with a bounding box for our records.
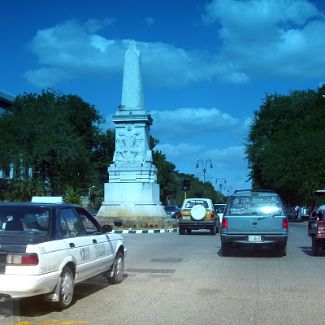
[7,253,39,266]
[222,218,228,229]
[282,218,288,229]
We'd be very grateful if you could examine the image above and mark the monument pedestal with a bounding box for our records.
[97,182,166,227]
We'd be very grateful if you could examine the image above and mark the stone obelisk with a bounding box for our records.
[97,42,166,226]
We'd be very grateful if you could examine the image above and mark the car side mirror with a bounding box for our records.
[102,224,113,233]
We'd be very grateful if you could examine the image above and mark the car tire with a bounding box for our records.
[179,226,185,235]
[107,251,124,284]
[55,266,74,309]
[311,236,318,256]
[210,226,216,235]
[221,242,231,256]
[276,244,287,257]
[187,228,192,234]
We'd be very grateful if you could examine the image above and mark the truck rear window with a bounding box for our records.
[226,196,283,216]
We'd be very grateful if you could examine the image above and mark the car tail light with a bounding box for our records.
[282,218,288,229]
[6,253,39,266]
[222,218,228,229]
[210,211,215,220]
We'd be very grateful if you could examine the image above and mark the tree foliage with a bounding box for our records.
[246,87,325,205]
[0,90,103,199]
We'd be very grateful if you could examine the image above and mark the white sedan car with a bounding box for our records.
[0,201,126,309]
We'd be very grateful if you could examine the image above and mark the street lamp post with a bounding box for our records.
[88,185,96,198]
[215,178,227,194]
[196,159,213,183]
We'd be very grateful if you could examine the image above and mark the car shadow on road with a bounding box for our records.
[300,246,325,257]
[216,247,284,258]
[0,274,128,318]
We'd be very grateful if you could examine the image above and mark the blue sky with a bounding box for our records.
[1,0,325,194]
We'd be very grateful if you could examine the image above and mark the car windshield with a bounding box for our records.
[227,195,283,216]
[0,206,50,235]
[184,200,209,209]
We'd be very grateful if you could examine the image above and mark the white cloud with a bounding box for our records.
[203,0,325,79]
[24,2,325,89]
[24,67,72,88]
[150,107,238,139]
[24,19,250,88]
[206,145,246,169]
[155,142,203,160]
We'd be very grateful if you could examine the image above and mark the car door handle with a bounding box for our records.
[93,239,97,244]
[69,243,75,248]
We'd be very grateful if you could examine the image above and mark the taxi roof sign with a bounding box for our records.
[31,196,64,204]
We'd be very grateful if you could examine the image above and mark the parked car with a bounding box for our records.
[220,189,288,256]
[308,190,325,256]
[164,205,180,219]
[178,198,218,235]
[289,205,309,222]
[0,199,126,309]
[214,203,226,224]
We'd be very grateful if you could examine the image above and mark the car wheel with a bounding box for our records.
[187,228,192,234]
[56,266,74,309]
[276,244,287,257]
[221,242,231,256]
[311,236,318,256]
[107,251,124,284]
[179,226,185,235]
[210,226,216,235]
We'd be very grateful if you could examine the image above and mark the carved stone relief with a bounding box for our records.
[115,126,145,163]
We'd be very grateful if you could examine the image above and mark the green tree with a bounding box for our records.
[153,150,178,203]
[246,88,325,205]
[0,90,103,200]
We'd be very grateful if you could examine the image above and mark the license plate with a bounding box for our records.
[248,235,261,242]
[182,216,190,220]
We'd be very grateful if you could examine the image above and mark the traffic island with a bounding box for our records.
[96,216,178,233]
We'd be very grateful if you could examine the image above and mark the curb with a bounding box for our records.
[110,228,178,234]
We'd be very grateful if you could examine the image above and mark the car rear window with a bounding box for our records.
[184,200,209,209]
[226,195,283,216]
[0,206,50,235]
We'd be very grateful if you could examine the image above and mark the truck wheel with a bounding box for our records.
[107,251,124,284]
[221,242,231,256]
[276,245,287,257]
[56,266,74,309]
[312,236,319,256]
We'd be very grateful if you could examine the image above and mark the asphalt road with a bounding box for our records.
[1,222,325,325]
